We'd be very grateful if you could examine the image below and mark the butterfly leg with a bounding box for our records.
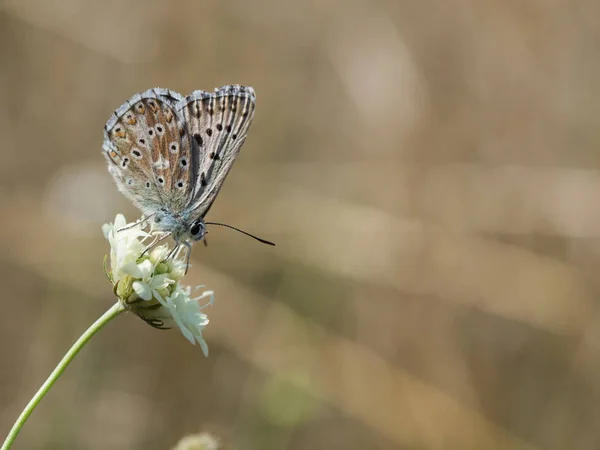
[139,232,171,261]
[153,241,182,272]
[166,242,180,260]
[117,213,156,233]
[183,241,193,274]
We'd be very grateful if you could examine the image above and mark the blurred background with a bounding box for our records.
[2,1,600,449]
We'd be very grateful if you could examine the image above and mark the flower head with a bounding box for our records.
[172,432,220,450]
[103,214,213,356]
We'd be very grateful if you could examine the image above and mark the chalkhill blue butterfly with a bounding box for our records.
[102,85,274,266]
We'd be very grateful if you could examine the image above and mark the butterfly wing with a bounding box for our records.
[175,85,256,219]
[102,88,196,216]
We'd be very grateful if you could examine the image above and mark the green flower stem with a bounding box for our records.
[1,302,126,450]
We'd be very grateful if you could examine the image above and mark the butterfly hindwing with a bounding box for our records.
[102,88,195,214]
[177,85,256,218]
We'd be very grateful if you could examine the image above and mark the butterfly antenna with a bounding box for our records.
[204,222,275,246]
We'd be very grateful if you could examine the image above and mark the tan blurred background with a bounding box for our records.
[2,1,600,449]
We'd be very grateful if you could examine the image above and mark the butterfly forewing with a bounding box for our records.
[177,85,256,218]
[102,88,195,214]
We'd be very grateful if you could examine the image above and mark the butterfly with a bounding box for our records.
[102,85,274,264]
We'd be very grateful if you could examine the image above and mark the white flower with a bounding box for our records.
[156,286,214,356]
[172,432,220,450]
[103,214,213,356]
[102,214,150,285]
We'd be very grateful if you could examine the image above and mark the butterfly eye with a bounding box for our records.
[189,221,205,239]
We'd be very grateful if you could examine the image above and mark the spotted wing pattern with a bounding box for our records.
[176,85,256,218]
[102,85,256,222]
[102,88,197,214]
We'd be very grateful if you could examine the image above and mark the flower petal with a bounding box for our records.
[197,335,209,357]
[121,261,143,278]
[136,259,154,278]
[132,281,152,301]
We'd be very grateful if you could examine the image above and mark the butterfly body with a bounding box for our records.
[102,85,256,246]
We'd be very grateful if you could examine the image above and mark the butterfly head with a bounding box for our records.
[153,210,206,243]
